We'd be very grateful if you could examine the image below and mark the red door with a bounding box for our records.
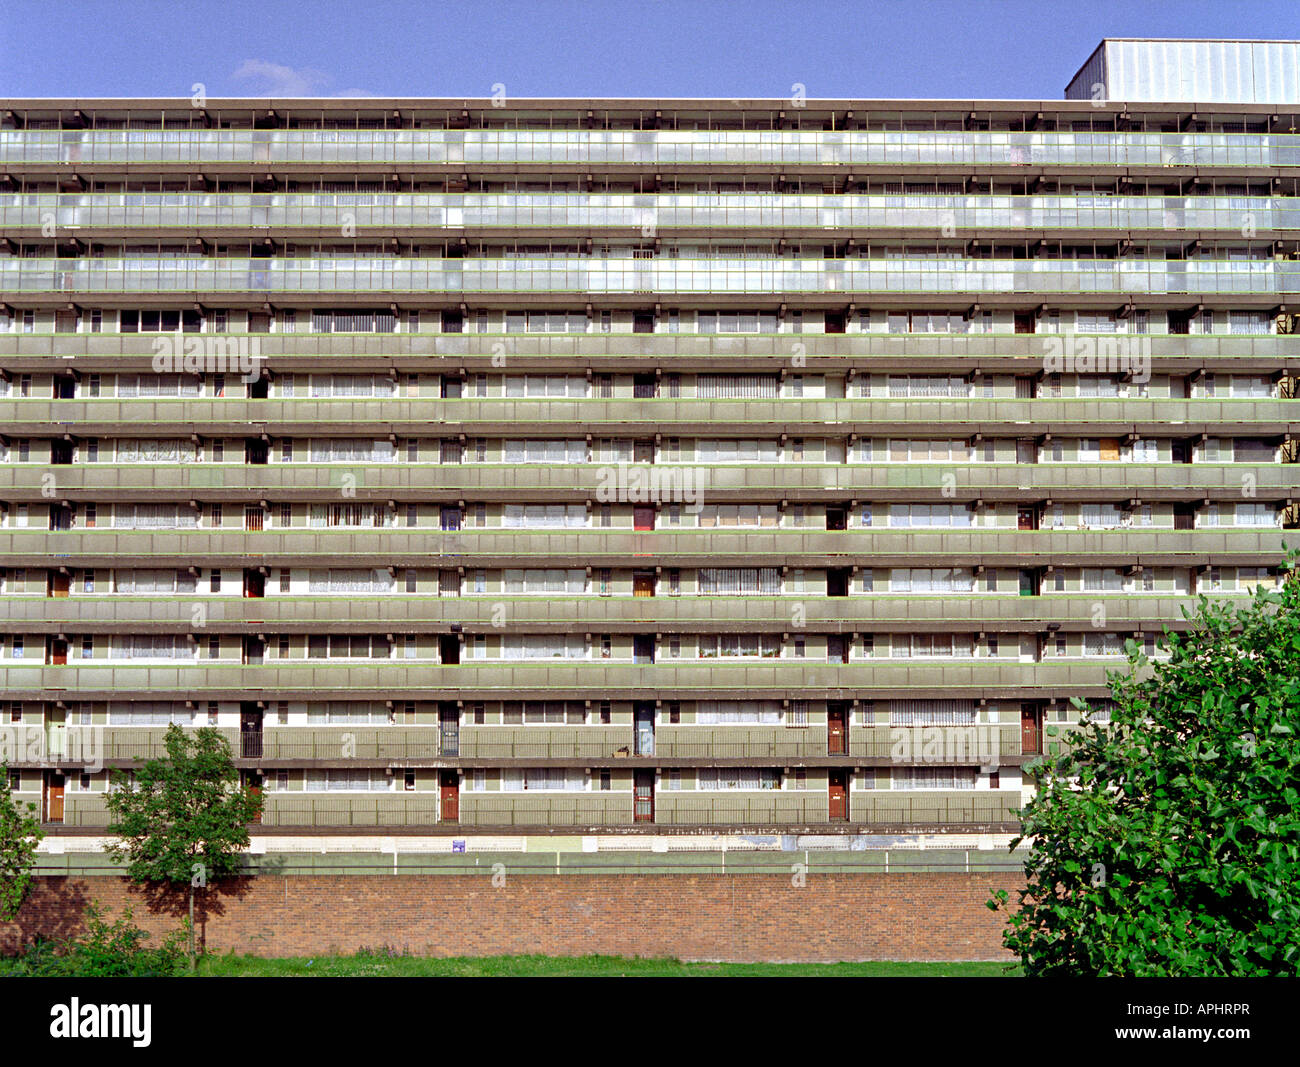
[45,773,65,823]
[49,638,68,666]
[440,771,459,823]
[633,770,655,822]
[828,770,849,821]
[1021,705,1041,755]
[244,773,263,824]
[827,707,847,755]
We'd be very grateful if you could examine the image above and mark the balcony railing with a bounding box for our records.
[4,128,1298,168]
[1,461,1293,499]
[4,256,1297,297]
[1,530,1290,571]
[1,333,1294,368]
[3,397,1296,437]
[3,191,1298,233]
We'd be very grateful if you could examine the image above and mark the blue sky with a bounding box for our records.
[0,0,1295,99]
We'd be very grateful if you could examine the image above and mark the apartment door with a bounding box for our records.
[1017,506,1039,531]
[633,373,657,398]
[633,506,656,531]
[243,772,263,823]
[438,702,460,757]
[46,706,67,760]
[825,506,848,531]
[632,570,656,597]
[827,635,850,664]
[632,312,655,334]
[633,769,655,822]
[244,506,265,532]
[1016,439,1038,464]
[632,439,655,464]
[244,438,269,465]
[826,569,850,597]
[439,634,461,665]
[47,637,68,666]
[827,704,848,755]
[824,311,846,334]
[242,569,265,598]
[439,771,459,823]
[44,772,65,824]
[634,703,655,756]
[242,636,264,666]
[1173,504,1196,530]
[47,570,70,597]
[633,635,655,664]
[828,770,849,821]
[241,705,264,759]
[1013,312,1035,334]
[1099,438,1121,461]
[1020,704,1042,755]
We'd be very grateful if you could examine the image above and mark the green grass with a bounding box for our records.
[193,952,1019,977]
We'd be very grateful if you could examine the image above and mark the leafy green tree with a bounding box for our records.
[105,725,262,969]
[990,554,1300,975]
[0,763,45,921]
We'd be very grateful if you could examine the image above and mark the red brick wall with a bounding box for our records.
[2,873,1021,962]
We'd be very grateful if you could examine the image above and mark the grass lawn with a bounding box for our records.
[194,952,1019,977]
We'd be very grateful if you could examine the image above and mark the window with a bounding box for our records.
[501,768,586,791]
[887,700,978,726]
[889,568,974,593]
[699,768,780,790]
[888,504,972,528]
[305,770,391,792]
[502,701,586,725]
[696,700,782,724]
[698,634,780,658]
[697,568,780,594]
[892,633,975,657]
[892,767,977,790]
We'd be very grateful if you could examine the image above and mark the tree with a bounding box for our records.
[0,763,45,921]
[105,725,262,969]
[990,553,1300,976]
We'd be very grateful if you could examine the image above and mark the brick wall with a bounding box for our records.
[2,873,1021,962]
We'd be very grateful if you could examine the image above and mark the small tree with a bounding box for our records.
[1,764,45,921]
[105,725,262,969]
[990,553,1300,975]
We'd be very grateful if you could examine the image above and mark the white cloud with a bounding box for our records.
[232,60,375,98]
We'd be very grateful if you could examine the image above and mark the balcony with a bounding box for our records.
[48,788,1020,830]
[4,396,1297,438]
[3,191,1297,237]
[1,528,1289,568]
[1,332,1294,375]
[3,256,1297,300]
[8,593,1263,634]
[1,461,1293,502]
[652,791,1021,827]
[4,128,1297,169]
[0,660,1131,702]
[2,723,1026,767]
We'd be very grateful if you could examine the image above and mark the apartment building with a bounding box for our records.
[1,40,1297,839]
